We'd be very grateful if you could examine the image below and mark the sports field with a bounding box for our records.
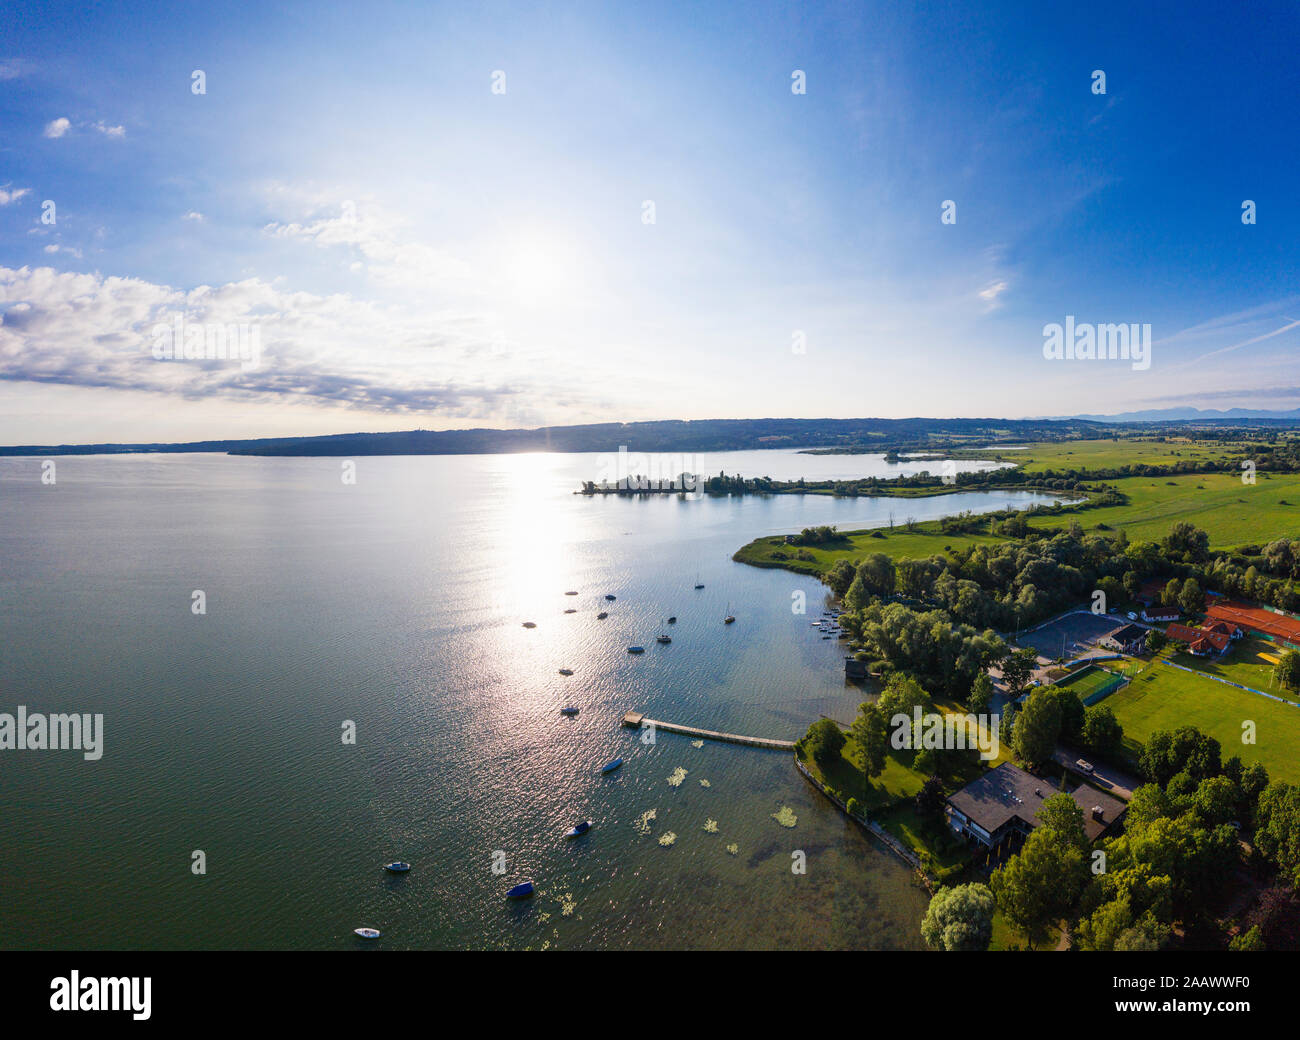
[1054,664,1127,704]
[1107,660,1300,783]
[1167,637,1292,695]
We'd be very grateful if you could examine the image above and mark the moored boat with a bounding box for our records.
[382,861,411,873]
[560,706,579,715]
[564,821,593,838]
[354,927,381,939]
[506,881,535,899]
[601,757,623,773]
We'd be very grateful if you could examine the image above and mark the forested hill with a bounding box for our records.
[2,417,1106,457]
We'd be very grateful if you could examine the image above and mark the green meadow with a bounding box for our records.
[1107,659,1300,784]
[735,471,1300,574]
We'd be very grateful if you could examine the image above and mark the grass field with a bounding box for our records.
[1166,637,1295,698]
[1107,659,1300,783]
[967,438,1261,474]
[735,470,1300,574]
[1054,664,1126,703]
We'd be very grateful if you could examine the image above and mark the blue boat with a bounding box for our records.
[560,706,579,715]
[601,757,623,774]
[354,927,381,939]
[383,861,411,873]
[627,646,644,654]
[564,821,593,838]
[506,881,535,899]
[605,594,617,601]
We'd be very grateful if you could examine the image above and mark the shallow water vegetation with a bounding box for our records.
[699,779,711,787]
[725,843,739,855]
[659,831,677,847]
[704,818,719,833]
[772,806,798,828]
[667,767,689,787]
[635,809,658,834]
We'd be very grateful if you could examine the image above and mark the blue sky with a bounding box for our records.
[1,0,1298,442]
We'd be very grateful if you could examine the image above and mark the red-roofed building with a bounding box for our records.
[1206,602,1300,650]
[1165,623,1230,656]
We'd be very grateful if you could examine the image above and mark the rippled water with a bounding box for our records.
[0,449,1056,950]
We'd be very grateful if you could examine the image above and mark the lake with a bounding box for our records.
[0,449,1058,950]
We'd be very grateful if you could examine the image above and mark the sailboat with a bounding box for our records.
[724,603,735,624]
[694,573,704,590]
[656,618,672,644]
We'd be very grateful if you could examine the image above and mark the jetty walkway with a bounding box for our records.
[621,711,795,750]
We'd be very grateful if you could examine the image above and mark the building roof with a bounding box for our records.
[1208,602,1300,644]
[1143,604,1180,619]
[946,763,1126,842]
[1107,623,1146,644]
[1166,622,1230,652]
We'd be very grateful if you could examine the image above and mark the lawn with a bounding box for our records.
[970,438,1259,475]
[735,471,1300,576]
[1106,659,1300,783]
[1166,637,1297,699]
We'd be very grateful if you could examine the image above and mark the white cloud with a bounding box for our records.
[43,117,71,139]
[263,197,476,292]
[979,280,1008,305]
[0,187,30,206]
[0,265,538,417]
[92,120,125,138]
[182,211,205,222]
[0,59,31,81]
[42,244,84,259]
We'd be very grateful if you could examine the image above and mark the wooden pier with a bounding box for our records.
[622,712,794,750]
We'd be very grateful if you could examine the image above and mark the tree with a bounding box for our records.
[849,702,889,782]
[803,718,846,771]
[878,673,931,719]
[1255,781,1300,888]
[968,672,994,714]
[1139,726,1221,787]
[1082,704,1123,758]
[1146,628,1168,653]
[1162,578,1182,607]
[1193,776,1238,827]
[990,829,1085,949]
[1000,648,1037,698]
[1276,650,1300,692]
[915,776,946,822]
[1179,577,1204,615]
[1229,926,1266,951]
[1048,687,1085,746]
[1011,688,1062,766]
[1037,792,1088,851]
[826,558,857,599]
[921,883,995,951]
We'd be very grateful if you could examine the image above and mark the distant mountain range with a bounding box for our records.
[1058,406,1300,422]
[6,411,1299,457]
[1,417,1100,456]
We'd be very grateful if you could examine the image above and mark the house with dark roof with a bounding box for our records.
[1100,623,1147,654]
[1142,604,1181,623]
[944,762,1127,853]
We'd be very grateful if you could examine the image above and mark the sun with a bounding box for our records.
[500,235,582,307]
